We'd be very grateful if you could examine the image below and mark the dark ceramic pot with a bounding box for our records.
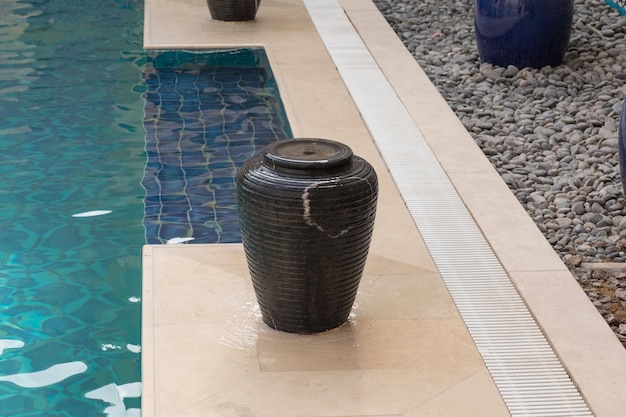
[474,0,574,68]
[619,91,626,196]
[207,0,260,22]
[237,138,378,334]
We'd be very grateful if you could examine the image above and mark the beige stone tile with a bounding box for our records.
[143,246,156,328]
[146,240,485,417]
[356,273,459,320]
[147,246,486,417]
[447,171,565,272]
[153,321,261,416]
[150,246,253,326]
[152,244,249,277]
[173,366,486,417]
[368,218,437,273]
[366,174,440,272]
[151,245,446,325]
[406,368,510,417]
[145,0,313,48]
[274,61,369,141]
[340,0,390,12]
[154,267,251,325]
[142,246,156,417]
[410,102,498,175]
[256,319,481,372]
[362,253,437,277]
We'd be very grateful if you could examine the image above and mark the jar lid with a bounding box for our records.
[263,138,353,170]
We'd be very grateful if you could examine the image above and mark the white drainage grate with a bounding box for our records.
[303,1,594,416]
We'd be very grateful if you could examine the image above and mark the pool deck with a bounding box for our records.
[141,0,626,416]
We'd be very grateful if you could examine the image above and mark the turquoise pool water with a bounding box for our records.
[0,0,291,415]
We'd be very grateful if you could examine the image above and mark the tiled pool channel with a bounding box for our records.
[0,0,290,413]
[142,49,292,244]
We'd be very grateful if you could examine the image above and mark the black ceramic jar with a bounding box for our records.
[474,0,574,68]
[236,138,378,334]
[206,0,261,22]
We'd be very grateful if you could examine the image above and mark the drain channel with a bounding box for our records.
[303,0,593,416]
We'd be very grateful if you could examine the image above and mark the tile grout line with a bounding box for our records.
[302,0,593,415]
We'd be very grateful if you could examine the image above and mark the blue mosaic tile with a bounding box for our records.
[142,49,292,244]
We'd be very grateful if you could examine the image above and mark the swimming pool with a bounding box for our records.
[0,0,290,415]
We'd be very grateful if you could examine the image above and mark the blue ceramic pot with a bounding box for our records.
[474,0,574,68]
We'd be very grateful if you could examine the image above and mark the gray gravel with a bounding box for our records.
[373,0,626,346]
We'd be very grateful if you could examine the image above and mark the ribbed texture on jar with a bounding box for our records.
[237,155,378,333]
[206,0,260,21]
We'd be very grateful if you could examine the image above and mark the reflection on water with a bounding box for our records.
[141,49,292,244]
[0,0,145,415]
[85,382,142,417]
[0,360,87,388]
